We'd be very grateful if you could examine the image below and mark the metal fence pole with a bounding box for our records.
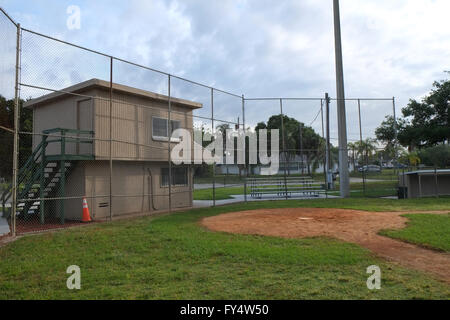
[11,23,21,236]
[109,57,113,221]
[434,167,439,198]
[320,99,328,198]
[280,99,288,200]
[325,93,331,190]
[242,94,247,203]
[168,75,172,213]
[211,88,216,207]
[357,99,366,196]
[392,97,398,175]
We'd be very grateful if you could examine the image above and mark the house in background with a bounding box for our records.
[20,79,201,222]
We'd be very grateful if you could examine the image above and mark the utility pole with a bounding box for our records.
[333,0,350,197]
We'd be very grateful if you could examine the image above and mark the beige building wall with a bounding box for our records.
[65,160,193,221]
[93,88,193,162]
[31,89,96,155]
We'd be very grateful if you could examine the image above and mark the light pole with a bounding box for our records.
[333,0,350,197]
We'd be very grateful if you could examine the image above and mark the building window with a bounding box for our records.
[161,167,188,187]
[152,117,181,141]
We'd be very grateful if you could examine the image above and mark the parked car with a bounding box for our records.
[358,165,381,173]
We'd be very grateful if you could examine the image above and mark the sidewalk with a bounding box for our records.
[0,216,10,236]
[193,193,340,208]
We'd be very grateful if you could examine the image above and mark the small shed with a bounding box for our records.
[399,169,450,198]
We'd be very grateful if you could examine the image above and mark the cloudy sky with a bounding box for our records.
[1,0,449,142]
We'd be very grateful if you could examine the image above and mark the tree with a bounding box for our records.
[399,75,449,150]
[353,138,377,166]
[0,96,32,181]
[256,114,325,174]
[417,144,450,168]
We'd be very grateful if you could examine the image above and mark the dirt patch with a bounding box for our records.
[202,208,450,283]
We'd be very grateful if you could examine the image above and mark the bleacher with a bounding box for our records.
[247,176,325,199]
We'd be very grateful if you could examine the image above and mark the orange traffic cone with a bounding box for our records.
[82,198,92,222]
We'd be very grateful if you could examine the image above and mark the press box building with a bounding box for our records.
[23,79,201,221]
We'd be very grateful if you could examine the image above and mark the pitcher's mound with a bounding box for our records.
[201,208,450,283]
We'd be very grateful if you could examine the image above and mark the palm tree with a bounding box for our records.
[354,138,377,165]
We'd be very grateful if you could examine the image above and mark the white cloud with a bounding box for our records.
[1,0,449,140]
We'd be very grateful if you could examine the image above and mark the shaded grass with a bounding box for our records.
[0,198,449,299]
[380,213,450,252]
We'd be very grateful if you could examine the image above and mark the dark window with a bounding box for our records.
[153,117,167,138]
[152,117,181,140]
[161,167,188,187]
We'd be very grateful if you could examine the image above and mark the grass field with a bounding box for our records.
[380,213,450,252]
[0,198,449,299]
[193,181,398,200]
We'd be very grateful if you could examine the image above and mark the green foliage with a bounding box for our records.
[257,114,326,174]
[348,139,378,166]
[376,75,450,152]
[417,144,450,168]
[400,77,450,149]
[0,96,32,180]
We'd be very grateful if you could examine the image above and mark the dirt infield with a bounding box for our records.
[202,208,450,283]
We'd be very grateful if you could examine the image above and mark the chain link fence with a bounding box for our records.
[1,7,411,237]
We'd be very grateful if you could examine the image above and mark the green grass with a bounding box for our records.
[0,198,449,299]
[194,186,244,200]
[380,213,450,252]
[194,181,398,200]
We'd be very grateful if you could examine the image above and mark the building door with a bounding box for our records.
[77,99,93,155]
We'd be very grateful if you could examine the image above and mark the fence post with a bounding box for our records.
[325,93,331,190]
[168,75,172,213]
[211,88,216,207]
[392,97,398,175]
[109,57,113,221]
[60,130,66,225]
[280,99,288,200]
[357,99,366,196]
[40,134,47,224]
[11,23,21,236]
[242,94,247,203]
[434,167,439,198]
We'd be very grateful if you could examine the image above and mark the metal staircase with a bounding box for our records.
[1,128,94,225]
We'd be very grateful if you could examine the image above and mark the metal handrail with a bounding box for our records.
[1,128,95,218]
